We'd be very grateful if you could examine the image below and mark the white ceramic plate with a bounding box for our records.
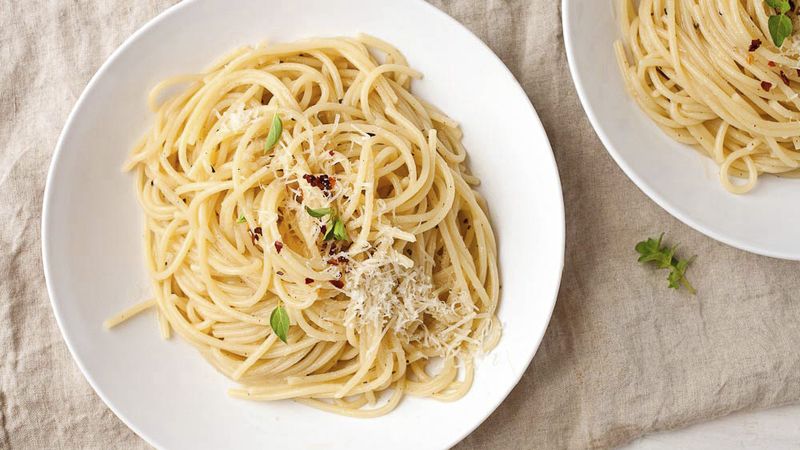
[564,0,800,260]
[42,1,565,448]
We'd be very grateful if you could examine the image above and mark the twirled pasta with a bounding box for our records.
[616,0,800,193]
[110,35,500,417]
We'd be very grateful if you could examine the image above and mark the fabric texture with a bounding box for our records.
[2,0,799,448]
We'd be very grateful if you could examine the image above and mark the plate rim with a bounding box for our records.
[562,0,800,261]
[41,0,566,448]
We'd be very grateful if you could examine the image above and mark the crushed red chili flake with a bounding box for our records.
[320,224,327,235]
[302,173,335,197]
[326,256,349,265]
[319,174,332,191]
[780,71,791,86]
[303,174,320,188]
[305,278,313,284]
[276,271,284,275]
[248,228,262,244]
[768,61,776,67]
[761,81,773,91]
[274,241,283,253]
[749,39,761,52]
[329,150,335,156]
[328,245,337,256]
[330,280,344,289]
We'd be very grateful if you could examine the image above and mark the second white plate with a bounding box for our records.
[564,0,800,260]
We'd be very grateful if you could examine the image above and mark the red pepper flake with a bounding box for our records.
[328,150,335,156]
[305,277,313,284]
[319,174,332,191]
[781,71,791,86]
[248,228,262,244]
[320,224,327,235]
[302,173,334,197]
[326,256,349,265]
[748,39,761,52]
[768,61,776,67]
[328,245,337,256]
[303,173,320,188]
[274,241,283,253]
[276,271,284,275]
[330,280,344,289]
[761,81,773,91]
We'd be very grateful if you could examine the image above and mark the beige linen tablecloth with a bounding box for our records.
[2,1,800,448]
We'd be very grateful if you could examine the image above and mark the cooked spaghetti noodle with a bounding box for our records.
[615,0,800,193]
[113,35,500,417]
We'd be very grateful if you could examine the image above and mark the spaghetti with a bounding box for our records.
[615,0,800,193]
[113,35,500,417]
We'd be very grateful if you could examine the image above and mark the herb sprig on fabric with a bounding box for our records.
[635,233,696,294]
[766,0,794,47]
[305,205,349,241]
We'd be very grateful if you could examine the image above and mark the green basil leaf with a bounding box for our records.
[264,113,282,153]
[766,0,791,13]
[769,13,793,47]
[323,222,337,241]
[305,206,333,218]
[270,305,290,343]
[333,218,349,241]
[237,215,246,223]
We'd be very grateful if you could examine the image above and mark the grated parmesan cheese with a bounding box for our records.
[218,103,264,132]
[343,246,475,356]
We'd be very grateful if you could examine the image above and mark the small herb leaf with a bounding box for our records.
[305,206,333,218]
[767,0,791,13]
[769,14,793,46]
[635,233,663,263]
[332,218,348,241]
[324,221,337,241]
[767,0,794,48]
[237,215,247,223]
[270,305,290,343]
[635,233,696,294]
[264,114,282,153]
